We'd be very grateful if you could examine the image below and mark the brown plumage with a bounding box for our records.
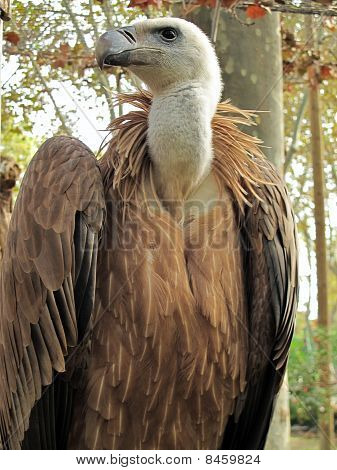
[0,90,297,450]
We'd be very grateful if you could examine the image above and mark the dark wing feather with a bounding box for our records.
[221,161,298,450]
[0,136,105,449]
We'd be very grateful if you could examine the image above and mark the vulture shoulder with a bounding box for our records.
[221,161,298,449]
[0,136,105,449]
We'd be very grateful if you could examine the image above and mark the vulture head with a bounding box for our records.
[96,18,222,103]
[96,18,224,205]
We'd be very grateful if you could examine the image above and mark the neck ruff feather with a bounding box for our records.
[100,91,270,210]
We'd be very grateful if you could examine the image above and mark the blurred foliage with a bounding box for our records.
[282,13,337,431]
[282,15,337,83]
[290,433,320,450]
[1,114,39,168]
[283,14,337,327]
[1,109,39,197]
[289,315,337,428]
[2,0,164,139]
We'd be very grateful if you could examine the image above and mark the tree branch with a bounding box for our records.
[88,0,101,41]
[101,1,114,30]
[61,0,115,120]
[29,52,72,134]
[210,0,222,43]
[284,90,308,173]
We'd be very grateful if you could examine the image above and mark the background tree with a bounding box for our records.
[283,11,336,449]
[305,13,333,450]
[2,0,157,143]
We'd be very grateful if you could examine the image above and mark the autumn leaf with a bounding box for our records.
[283,61,295,74]
[246,4,268,19]
[4,31,20,45]
[51,58,67,69]
[128,0,163,8]
[60,43,70,54]
[324,19,337,32]
[320,65,332,79]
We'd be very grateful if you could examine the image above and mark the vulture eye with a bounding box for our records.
[159,28,178,42]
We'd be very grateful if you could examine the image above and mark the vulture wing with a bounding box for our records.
[0,136,105,449]
[221,162,298,450]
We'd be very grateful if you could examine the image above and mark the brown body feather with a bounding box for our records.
[0,94,297,450]
[68,93,296,449]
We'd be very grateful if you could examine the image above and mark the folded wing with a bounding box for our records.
[221,162,298,449]
[0,136,105,449]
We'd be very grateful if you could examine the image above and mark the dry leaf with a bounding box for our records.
[4,31,20,45]
[320,65,332,79]
[246,4,268,19]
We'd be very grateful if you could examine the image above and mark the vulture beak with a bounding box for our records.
[96,26,140,69]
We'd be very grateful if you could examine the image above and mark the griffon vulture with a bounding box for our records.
[0,18,297,450]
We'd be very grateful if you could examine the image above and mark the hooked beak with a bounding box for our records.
[96,26,139,69]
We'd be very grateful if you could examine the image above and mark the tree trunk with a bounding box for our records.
[265,374,291,449]
[186,9,284,168]
[305,16,334,450]
[185,7,290,448]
